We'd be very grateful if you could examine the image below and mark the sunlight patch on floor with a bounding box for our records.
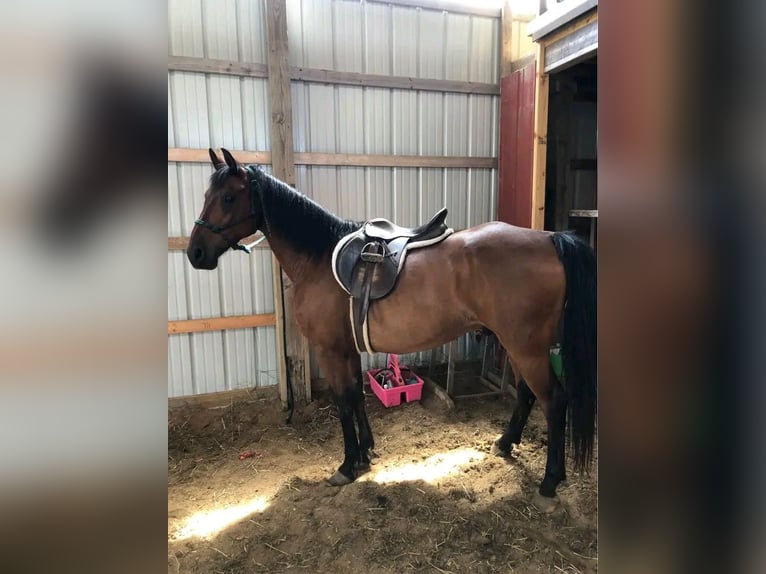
[366,447,486,484]
[172,495,271,540]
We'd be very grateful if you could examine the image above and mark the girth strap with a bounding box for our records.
[351,242,386,354]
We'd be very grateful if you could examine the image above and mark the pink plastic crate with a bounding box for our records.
[367,354,424,408]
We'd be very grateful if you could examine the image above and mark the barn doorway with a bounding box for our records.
[543,56,597,248]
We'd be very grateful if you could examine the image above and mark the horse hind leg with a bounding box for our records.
[539,374,567,497]
[510,354,567,498]
[492,377,536,457]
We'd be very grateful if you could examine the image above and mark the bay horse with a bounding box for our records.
[187,149,596,498]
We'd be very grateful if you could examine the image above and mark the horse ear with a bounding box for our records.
[208,148,225,170]
[221,148,239,173]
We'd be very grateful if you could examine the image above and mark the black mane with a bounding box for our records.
[210,165,360,259]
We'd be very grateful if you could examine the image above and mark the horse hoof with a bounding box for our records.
[491,440,511,458]
[327,470,353,486]
[532,491,560,514]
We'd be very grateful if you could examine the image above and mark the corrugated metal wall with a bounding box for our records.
[168,0,500,396]
[168,0,277,397]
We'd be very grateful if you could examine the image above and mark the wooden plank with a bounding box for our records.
[168,386,279,410]
[543,18,597,73]
[366,0,500,18]
[479,377,516,399]
[454,391,506,400]
[167,56,499,96]
[421,376,455,410]
[501,1,514,78]
[168,313,276,335]
[487,367,517,400]
[446,339,457,395]
[295,152,496,168]
[168,233,266,251]
[168,148,271,164]
[168,148,496,169]
[266,0,310,406]
[291,67,499,96]
[498,60,535,227]
[428,347,438,378]
[168,55,268,78]
[538,8,597,49]
[272,269,289,407]
[530,43,549,230]
[478,376,502,393]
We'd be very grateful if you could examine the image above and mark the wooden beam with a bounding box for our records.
[296,152,496,168]
[530,44,549,230]
[539,7,598,48]
[168,148,271,164]
[168,55,268,79]
[421,376,455,410]
[168,385,279,410]
[453,391,507,400]
[543,16,597,73]
[291,66,499,95]
[266,0,311,406]
[168,233,266,251]
[168,313,276,335]
[168,148,497,169]
[367,0,501,18]
[168,57,499,96]
[501,1,514,78]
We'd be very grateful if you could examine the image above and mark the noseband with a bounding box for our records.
[194,166,267,254]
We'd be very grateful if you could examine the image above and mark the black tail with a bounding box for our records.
[551,232,597,474]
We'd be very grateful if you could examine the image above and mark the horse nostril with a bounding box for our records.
[192,246,205,264]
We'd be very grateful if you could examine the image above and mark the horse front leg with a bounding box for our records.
[350,355,375,472]
[317,347,360,486]
[327,385,360,486]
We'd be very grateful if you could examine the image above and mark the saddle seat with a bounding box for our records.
[331,207,453,354]
[364,207,449,241]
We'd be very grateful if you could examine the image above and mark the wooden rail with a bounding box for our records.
[168,148,497,169]
[168,56,499,96]
[168,313,276,335]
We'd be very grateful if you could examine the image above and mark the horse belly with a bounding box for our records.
[366,242,476,353]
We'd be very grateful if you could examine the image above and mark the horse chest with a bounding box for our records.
[292,281,348,347]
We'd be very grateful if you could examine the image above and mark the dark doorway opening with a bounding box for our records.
[544,57,597,248]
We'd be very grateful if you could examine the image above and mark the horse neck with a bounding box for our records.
[263,232,320,287]
[255,176,334,287]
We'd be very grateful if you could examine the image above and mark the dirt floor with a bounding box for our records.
[168,366,597,573]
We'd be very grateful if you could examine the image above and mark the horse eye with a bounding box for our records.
[223,194,234,205]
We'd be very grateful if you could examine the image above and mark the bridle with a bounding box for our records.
[194,166,268,254]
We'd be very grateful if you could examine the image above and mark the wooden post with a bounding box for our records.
[446,339,458,396]
[500,1,514,77]
[265,0,311,406]
[530,41,549,230]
